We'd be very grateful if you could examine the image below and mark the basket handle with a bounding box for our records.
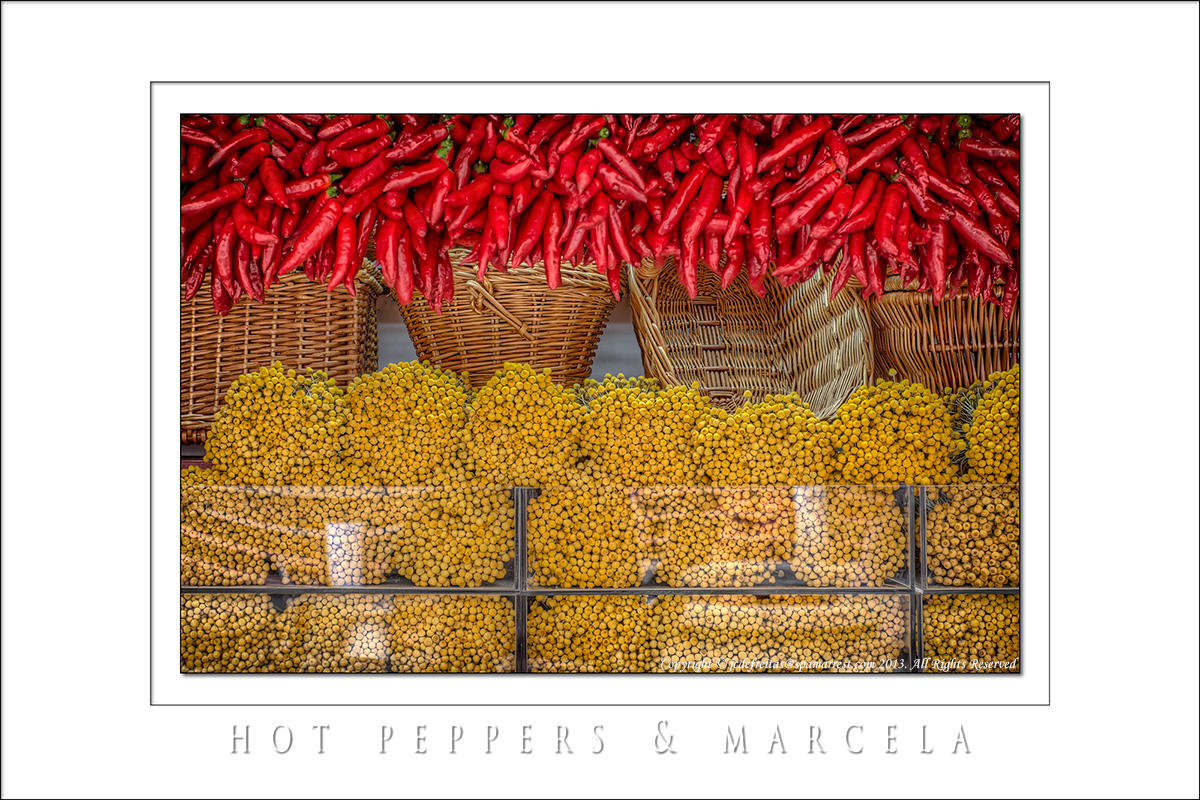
[465,278,534,341]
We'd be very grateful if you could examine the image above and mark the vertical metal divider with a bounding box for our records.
[904,485,918,673]
[915,486,928,672]
[513,487,530,674]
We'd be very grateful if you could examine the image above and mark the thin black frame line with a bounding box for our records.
[154,80,1051,86]
[154,80,1048,706]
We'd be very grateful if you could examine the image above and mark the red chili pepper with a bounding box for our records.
[843,115,904,146]
[655,150,677,192]
[424,169,453,228]
[898,137,931,190]
[722,185,753,249]
[863,241,884,299]
[266,115,316,143]
[210,263,233,315]
[926,171,979,215]
[769,114,795,139]
[429,232,452,311]
[846,125,911,178]
[285,173,339,201]
[656,161,710,237]
[183,243,213,300]
[257,117,295,149]
[771,160,837,208]
[949,209,1013,266]
[356,207,377,267]
[893,201,916,267]
[326,118,390,152]
[280,198,342,275]
[261,207,284,286]
[995,160,1019,192]
[775,236,824,281]
[960,139,1019,161]
[543,198,564,288]
[181,182,244,215]
[510,191,552,267]
[242,175,266,208]
[845,171,881,218]
[1001,267,1019,319]
[596,163,648,204]
[446,174,494,209]
[214,219,238,294]
[231,201,279,246]
[757,116,831,174]
[317,114,372,140]
[596,139,647,192]
[181,125,218,148]
[301,140,329,177]
[750,196,773,266]
[327,214,358,290]
[947,149,972,185]
[383,158,446,193]
[837,183,885,235]
[696,115,735,154]
[836,114,868,135]
[529,116,569,148]
[738,115,766,137]
[962,170,1004,220]
[231,238,257,301]
[329,135,391,169]
[777,171,845,236]
[385,123,451,162]
[574,149,604,195]
[390,221,414,304]
[639,117,692,158]
[607,202,637,268]
[677,173,723,297]
[895,172,952,221]
[809,184,855,240]
[820,234,845,265]
[206,127,269,169]
[873,183,906,258]
[258,158,290,207]
[923,220,950,304]
[823,129,850,174]
[555,116,605,155]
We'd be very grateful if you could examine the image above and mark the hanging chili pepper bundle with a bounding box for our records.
[181,113,1018,316]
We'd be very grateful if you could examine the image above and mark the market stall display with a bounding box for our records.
[178,111,1020,677]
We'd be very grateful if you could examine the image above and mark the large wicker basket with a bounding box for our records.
[399,248,619,388]
[627,260,873,417]
[868,278,1019,391]
[181,269,384,444]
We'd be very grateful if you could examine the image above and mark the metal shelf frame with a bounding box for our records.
[181,483,1020,673]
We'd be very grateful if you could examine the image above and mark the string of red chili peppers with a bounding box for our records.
[180,113,1019,318]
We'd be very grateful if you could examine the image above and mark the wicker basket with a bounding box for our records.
[627,260,873,418]
[399,248,619,388]
[868,277,1019,391]
[181,269,385,444]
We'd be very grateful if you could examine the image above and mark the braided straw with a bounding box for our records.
[180,267,385,444]
[398,248,619,388]
[867,276,1019,392]
[627,258,873,418]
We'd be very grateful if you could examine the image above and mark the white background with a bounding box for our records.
[2,2,1197,798]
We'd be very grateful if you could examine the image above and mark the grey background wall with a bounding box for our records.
[375,294,644,379]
